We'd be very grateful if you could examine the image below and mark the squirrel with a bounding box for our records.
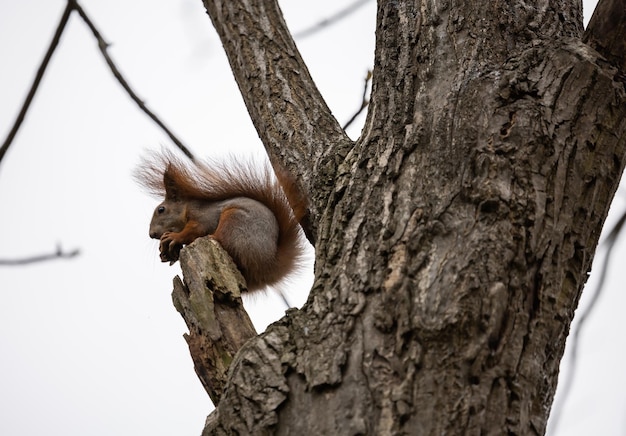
[135,151,306,292]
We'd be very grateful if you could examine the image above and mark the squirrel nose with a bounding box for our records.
[149,231,160,239]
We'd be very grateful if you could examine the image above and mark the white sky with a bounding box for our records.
[1,1,623,435]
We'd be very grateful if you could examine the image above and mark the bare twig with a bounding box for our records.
[71,1,195,160]
[1,0,194,171]
[0,244,80,266]
[0,2,74,168]
[343,70,372,130]
[548,208,626,433]
[277,289,293,309]
[293,0,373,40]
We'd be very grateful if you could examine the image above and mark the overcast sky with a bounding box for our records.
[1,1,624,435]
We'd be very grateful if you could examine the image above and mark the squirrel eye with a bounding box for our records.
[157,206,166,214]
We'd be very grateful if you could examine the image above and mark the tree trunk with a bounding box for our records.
[193,0,626,434]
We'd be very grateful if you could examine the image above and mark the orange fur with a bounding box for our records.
[135,151,306,291]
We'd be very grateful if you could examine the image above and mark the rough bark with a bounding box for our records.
[584,0,626,75]
[190,0,626,434]
[172,237,256,406]
[201,0,354,240]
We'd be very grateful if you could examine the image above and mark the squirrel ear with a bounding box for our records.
[163,167,181,201]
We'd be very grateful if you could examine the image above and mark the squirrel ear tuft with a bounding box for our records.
[163,165,181,200]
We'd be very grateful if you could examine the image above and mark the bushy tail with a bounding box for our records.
[135,150,307,290]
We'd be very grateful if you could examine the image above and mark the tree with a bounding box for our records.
[179,0,626,434]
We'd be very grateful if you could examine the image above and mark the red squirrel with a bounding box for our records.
[136,151,306,292]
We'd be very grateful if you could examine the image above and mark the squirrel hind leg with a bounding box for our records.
[212,205,280,291]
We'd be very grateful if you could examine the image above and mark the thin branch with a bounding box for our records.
[343,70,372,130]
[0,1,74,168]
[277,289,293,309]
[548,208,626,433]
[70,1,195,160]
[293,0,373,40]
[0,245,80,266]
[1,0,195,171]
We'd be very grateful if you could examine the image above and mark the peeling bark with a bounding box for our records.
[172,237,256,406]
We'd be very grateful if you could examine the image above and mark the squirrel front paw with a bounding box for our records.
[159,232,183,264]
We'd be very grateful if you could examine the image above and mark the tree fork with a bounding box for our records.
[193,0,626,434]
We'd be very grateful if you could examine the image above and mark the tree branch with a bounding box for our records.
[201,0,354,235]
[0,245,79,266]
[342,70,372,130]
[172,237,257,406]
[0,0,194,172]
[293,0,373,40]
[0,1,73,169]
[583,0,626,78]
[71,1,195,160]
[548,208,626,433]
